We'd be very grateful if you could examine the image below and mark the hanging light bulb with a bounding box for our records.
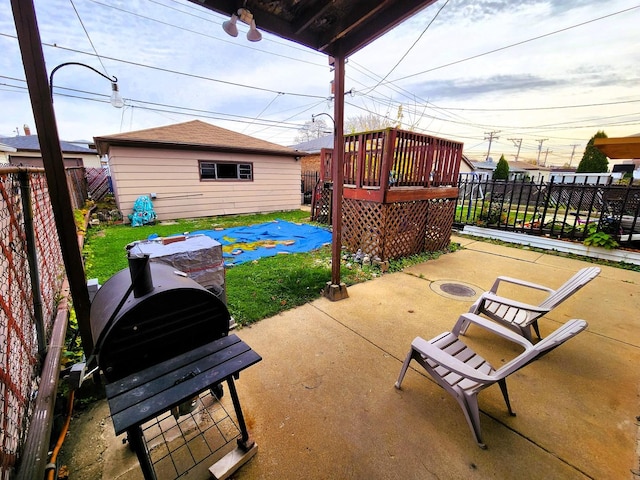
[110,82,124,108]
[222,13,239,37]
[246,19,262,42]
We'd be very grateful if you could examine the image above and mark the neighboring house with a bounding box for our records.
[0,135,101,168]
[457,154,476,175]
[94,120,304,222]
[0,142,17,164]
[470,158,551,181]
[289,134,333,174]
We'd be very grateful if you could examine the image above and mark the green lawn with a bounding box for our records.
[83,209,457,325]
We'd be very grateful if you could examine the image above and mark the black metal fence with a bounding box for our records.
[454,176,640,244]
[301,170,319,205]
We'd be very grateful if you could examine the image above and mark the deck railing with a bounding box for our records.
[319,128,463,202]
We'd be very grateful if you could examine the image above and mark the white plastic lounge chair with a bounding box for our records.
[461,266,599,341]
[395,313,588,448]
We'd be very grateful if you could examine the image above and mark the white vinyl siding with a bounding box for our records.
[108,147,300,222]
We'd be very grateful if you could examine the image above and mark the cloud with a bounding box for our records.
[411,74,567,100]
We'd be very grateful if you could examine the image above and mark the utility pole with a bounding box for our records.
[509,138,522,161]
[536,138,548,166]
[484,130,500,161]
[569,144,580,167]
[543,148,552,166]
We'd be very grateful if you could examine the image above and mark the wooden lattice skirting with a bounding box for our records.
[341,197,455,260]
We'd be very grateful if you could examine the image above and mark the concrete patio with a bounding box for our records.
[61,235,640,479]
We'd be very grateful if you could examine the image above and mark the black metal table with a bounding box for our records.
[105,334,261,480]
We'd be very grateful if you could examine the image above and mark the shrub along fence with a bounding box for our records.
[454,176,640,246]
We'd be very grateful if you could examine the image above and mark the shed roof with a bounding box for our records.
[0,135,96,154]
[289,134,334,154]
[94,120,303,157]
[0,142,17,153]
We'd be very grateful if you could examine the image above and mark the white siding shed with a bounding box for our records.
[95,120,303,222]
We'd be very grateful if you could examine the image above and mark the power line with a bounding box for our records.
[423,98,640,112]
[371,5,640,86]
[69,0,111,76]
[0,34,329,101]
[86,0,327,68]
[0,79,313,132]
[361,0,450,96]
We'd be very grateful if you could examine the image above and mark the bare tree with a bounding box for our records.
[344,112,394,134]
[295,118,330,142]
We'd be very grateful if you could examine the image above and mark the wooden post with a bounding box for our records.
[324,54,348,301]
[11,0,93,353]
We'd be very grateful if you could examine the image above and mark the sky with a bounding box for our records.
[1,0,639,167]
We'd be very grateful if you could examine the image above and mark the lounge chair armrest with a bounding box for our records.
[454,313,534,349]
[479,292,550,314]
[411,336,498,383]
[490,276,555,295]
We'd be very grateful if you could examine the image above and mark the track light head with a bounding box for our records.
[222,14,239,37]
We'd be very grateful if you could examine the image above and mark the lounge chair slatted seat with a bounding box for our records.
[395,313,588,448]
[461,266,599,341]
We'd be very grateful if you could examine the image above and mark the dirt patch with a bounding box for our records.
[58,399,111,480]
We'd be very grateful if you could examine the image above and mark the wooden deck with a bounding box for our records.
[313,128,464,260]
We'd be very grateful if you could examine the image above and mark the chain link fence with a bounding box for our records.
[0,167,66,477]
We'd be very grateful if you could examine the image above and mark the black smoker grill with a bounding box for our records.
[90,255,230,382]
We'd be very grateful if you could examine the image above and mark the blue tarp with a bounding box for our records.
[187,220,332,266]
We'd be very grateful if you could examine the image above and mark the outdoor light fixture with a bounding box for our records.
[222,13,238,37]
[49,61,124,108]
[110,82,124,108]
[222,7,262,42]
[312,112,335,126]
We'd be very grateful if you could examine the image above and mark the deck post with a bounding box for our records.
[324,53,348,301]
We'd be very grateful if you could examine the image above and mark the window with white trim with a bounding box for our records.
[199,161,253,181]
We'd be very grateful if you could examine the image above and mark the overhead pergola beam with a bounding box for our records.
[191,0,437,57]
[594,136,640,159]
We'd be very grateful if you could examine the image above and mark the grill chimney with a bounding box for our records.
[23,124,31,136]
[128,252,154,298]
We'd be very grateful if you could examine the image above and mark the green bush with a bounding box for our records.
[583,223,618,249]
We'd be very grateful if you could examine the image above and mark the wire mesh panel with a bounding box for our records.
[141,389,242,479]
[0,169,65,477]
[30,173,64,330]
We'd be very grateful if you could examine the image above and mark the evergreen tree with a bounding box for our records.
[576,131,609,173]
[493,154,510,180]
